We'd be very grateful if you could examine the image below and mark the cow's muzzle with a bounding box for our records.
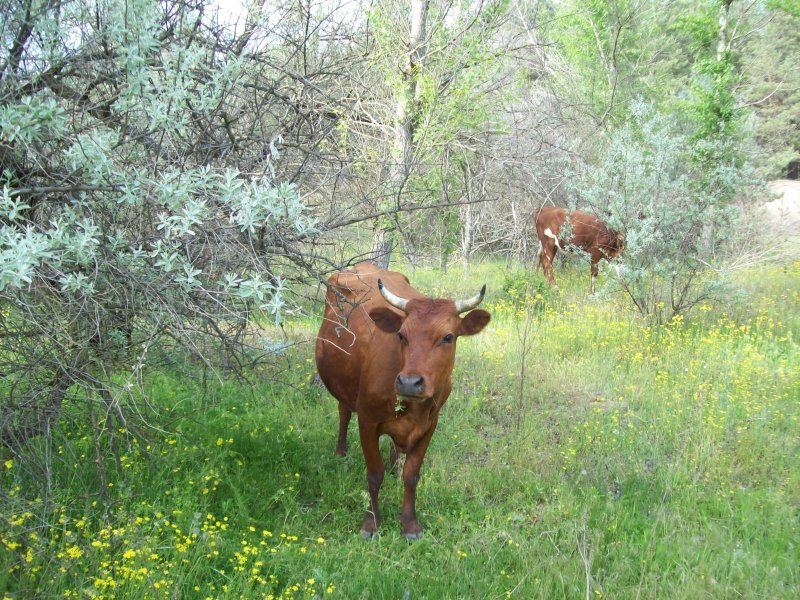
[396,374,426,398]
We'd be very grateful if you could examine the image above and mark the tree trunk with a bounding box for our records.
[372,0,430,268]
[511,200,527,260]
[461,162,474,272]
[371,225,393,269]
[462,202,473,272]
[716,0,733,62]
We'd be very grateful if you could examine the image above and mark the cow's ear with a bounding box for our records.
[458,309,490,336]
[369,307,404,333]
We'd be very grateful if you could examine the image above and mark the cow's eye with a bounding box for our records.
[441,333,454,344]
[397,332,407,344]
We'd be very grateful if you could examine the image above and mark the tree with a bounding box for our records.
[365,0,430,268]
[739,5,800,178]
[574,102,756,322]
[545,0,659,128]
[0,0,318,492]
[357,0,518,269]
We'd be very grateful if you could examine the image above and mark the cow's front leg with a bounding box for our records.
[400,418,438,540]
[358,420,384,539]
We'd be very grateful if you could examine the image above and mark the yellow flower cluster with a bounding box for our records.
[1,502,336,599]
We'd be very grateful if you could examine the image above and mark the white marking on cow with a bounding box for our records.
[543,227,563,251]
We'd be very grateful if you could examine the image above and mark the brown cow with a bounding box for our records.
[315,262,490,540]
[535,207,625,294]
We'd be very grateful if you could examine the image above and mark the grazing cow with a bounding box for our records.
[315,262,490,540]
[535,207,625,294]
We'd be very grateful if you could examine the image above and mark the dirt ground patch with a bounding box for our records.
[765,179,800,235]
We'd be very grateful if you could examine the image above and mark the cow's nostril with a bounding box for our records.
[397,374,425,395]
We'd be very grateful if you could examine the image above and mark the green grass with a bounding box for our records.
[2,260,799,599]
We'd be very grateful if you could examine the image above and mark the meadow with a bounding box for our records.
[2,259,799,599]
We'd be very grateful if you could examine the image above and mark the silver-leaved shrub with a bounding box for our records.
[571,101,759,322]
[0,0,317,489]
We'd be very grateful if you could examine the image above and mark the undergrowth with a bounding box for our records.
[2,260,798,599]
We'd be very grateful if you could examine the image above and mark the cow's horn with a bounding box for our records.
[455,285,486,313]
[378,279,409,312]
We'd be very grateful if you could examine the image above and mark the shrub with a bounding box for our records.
[572,102,759,323]
[0,0,317,496]
[500,269,553,312]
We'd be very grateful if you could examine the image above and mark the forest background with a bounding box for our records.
[1,0,799,598]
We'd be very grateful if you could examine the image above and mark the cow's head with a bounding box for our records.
[604,229,626,259]
[369,280,490,400]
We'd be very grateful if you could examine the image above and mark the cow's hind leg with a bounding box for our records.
[589,250,602,295]
[539,239,558,287]
[335,401,352,457]
[358,420,384,539]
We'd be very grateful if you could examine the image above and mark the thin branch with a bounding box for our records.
[9,184,123,197]
[323,196,494,230]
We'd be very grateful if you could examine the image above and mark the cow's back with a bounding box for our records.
[537,208,615,251]
[315,263,417,411]
[572,211,624,256]
[570,210,606,248]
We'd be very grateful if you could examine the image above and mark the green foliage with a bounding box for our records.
[766,0,800,16]
[0,0,317,497]
[573,101,756,322]
[686,56,739,144]
[0,96,66,144]
[546,0,656,124]
[366,0,512,263]
[659,0,800,178]
[547,0,799,184]
[670,10,718,52]
[674,3,743,178]
[500,268,552,311]
[739,7,800,177]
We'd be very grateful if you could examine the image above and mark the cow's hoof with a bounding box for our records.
[403,532,422,541]
[360,529,379,541]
